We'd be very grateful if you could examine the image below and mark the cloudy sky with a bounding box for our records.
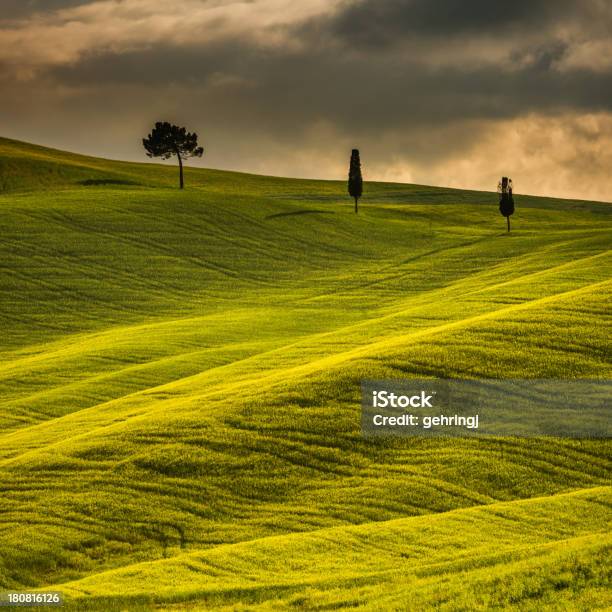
[1,0,611,200]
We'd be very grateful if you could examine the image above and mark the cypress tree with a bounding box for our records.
[348,149,363,214]
[498,176,515,232]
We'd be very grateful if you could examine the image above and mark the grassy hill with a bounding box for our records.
[0,137,610,610]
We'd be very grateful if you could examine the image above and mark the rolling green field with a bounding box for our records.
[0,136,610,610]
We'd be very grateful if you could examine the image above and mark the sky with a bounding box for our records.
[1,0,611,200]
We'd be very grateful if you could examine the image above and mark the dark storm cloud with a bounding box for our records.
[49,43,249,87]
[2,0,90,20]
[48,36,612,130]
[321,0,580,46]
[8,0,612,118]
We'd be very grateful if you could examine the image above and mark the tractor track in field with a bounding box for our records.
[0,277,608,467]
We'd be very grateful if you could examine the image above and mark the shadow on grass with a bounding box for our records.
[77,178,140,186]
[266,209,335,220]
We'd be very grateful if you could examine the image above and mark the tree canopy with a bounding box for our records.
[143,122,203,189]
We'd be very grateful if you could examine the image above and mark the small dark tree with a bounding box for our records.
[143,122,203,189]
[498,176,515,232]
[348,149,363,213]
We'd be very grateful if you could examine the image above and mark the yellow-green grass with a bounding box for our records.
[54,487,612,610]
[0,137,610,608]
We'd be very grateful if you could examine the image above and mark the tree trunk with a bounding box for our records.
[177,154,184,189]
[507,216,510,232]
[354,196,358,214]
